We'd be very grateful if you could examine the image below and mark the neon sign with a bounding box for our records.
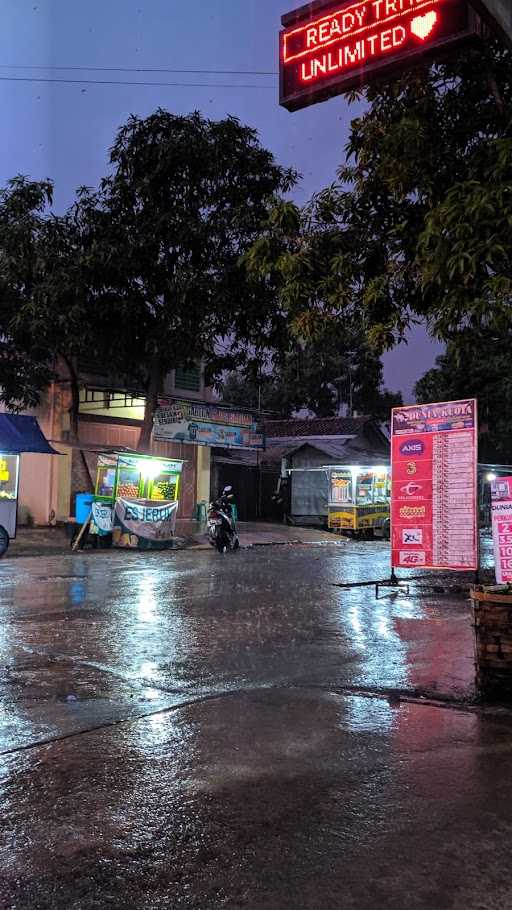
[280,0,481,111]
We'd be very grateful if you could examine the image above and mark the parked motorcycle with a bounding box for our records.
[207,486,240,554]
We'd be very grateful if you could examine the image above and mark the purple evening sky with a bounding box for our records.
[1,0,442,402]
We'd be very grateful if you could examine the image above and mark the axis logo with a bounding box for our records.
[400,439,425,456]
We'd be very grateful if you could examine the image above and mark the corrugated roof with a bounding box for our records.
[263,439,389,466]
[212,447,259,468]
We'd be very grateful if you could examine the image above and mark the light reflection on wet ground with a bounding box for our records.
[1,541,511,908]
[0,543,477,748]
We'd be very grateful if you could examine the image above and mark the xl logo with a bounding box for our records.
[402,529,423,545]
[400,439,424,456]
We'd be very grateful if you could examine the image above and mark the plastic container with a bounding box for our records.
[75,493,94,524]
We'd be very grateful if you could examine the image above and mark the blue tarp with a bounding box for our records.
[0,414,59,455]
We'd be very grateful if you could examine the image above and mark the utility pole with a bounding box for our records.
[334,352,356,418]
[257,360,262,520]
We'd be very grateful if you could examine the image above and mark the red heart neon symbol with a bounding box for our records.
[411,11,438,40]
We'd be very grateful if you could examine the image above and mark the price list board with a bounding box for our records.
[391,399,478,571]
[491,477,512,584]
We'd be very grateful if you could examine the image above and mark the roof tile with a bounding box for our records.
[264,416,369,438]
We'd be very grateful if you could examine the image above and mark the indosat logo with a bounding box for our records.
[399,439,425,456]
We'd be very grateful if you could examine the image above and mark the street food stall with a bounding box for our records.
[327,464,391,537]
[89,451,184,550]
[0,414,59,557]
[0,452,19,554]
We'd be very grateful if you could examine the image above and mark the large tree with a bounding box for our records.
[415,337,512,463]
[83,110,296,449]
[247,36,512,353]
[0,178,56,410]
[0,176,94,431]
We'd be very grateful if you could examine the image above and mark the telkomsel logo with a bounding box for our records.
[400,482,422,497]
[400,439,425,456]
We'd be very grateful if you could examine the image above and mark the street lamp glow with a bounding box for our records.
[486,473,497,482]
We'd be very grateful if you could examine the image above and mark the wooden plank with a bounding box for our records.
[471,591,512,604]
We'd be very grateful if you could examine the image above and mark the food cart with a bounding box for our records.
[327,464,391,538]
[0,452,20,555]
[89,451,184,550]
[0,414,59,557]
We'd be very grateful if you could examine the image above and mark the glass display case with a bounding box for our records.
[0,453,20,543]
[90,452,184,549]
[94,454,183,504]
[327,465,390,537]
[0,455,19,501]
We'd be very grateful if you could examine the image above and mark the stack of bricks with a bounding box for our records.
[472,585,512,699]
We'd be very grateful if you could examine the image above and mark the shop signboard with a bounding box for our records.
[112,498,179,550]
[153,400,264,450]
[491,477,512,584]
[280,0,481,111]
[91,501,114,536]
[391,399,478,570]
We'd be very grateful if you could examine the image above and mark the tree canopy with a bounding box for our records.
[81,109,297,448]
[247,36,512,352]
[415,337,512,463]
[0,176,92,424]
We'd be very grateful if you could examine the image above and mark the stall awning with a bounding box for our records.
[0,414,59,455]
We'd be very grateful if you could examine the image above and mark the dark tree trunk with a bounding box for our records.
[138,355,162,452]
[61,354,94,491]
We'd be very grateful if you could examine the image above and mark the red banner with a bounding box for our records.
[391,399,478,571]
[491,477,512,584]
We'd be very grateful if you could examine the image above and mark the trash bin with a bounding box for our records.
[194,501,206,523]
[75,493,94,524]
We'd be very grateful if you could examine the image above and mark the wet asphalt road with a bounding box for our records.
[1,540,512,909]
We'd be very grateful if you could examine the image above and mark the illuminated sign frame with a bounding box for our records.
[390,398,478,572]
[280,0,482,111]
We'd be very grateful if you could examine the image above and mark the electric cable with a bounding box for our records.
[0,74,276,88]
[0,64,279,76]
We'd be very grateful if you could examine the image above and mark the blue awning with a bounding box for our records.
[0,414,60,455]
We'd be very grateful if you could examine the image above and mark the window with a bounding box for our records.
[175,364,202,392]
[0,455,19,501]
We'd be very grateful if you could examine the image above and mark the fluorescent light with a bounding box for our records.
[138,459,164,480]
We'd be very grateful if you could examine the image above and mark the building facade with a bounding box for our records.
[3,362,214,526]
